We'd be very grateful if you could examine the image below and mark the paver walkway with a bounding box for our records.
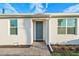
[0,42,51,56]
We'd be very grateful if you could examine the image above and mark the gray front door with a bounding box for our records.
[36,21,43,40]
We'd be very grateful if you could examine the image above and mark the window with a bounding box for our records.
[10,19,18,35]
[58,18,77,34]
[58,19,66,34]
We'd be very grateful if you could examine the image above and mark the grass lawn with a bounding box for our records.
[52,52,79,56]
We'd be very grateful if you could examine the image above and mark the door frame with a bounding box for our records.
[32,18,49,44]
[33,19,45,42]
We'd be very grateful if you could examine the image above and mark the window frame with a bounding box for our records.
[9,19,18,35]
[58,18,77,35]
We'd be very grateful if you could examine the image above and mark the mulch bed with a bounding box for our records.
[51,44,79,53]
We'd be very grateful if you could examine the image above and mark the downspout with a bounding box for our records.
[47,15,53,53]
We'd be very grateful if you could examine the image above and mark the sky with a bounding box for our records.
[0,3,79,13]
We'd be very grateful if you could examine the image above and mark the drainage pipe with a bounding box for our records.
[48,43,53,53]
[48,15,53,53]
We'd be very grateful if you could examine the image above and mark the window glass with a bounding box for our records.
[10,19,17,35]
[10,28,17,35]
[67,27,76,34]
[58,27,66,34]
[10,20,17,27]
[67,19,76,27]
[58,19,66,27]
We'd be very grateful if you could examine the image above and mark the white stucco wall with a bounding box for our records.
[18,18,33,45]
[50,18,79,45]
[0,18,33,45]
[0,19,18,45]
[1,16,79,45]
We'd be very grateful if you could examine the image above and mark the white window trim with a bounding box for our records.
[58,18,77,35]
[8,19,10,36]
[8,19,18,36]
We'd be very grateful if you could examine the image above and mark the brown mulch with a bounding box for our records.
[51,44,79,53]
